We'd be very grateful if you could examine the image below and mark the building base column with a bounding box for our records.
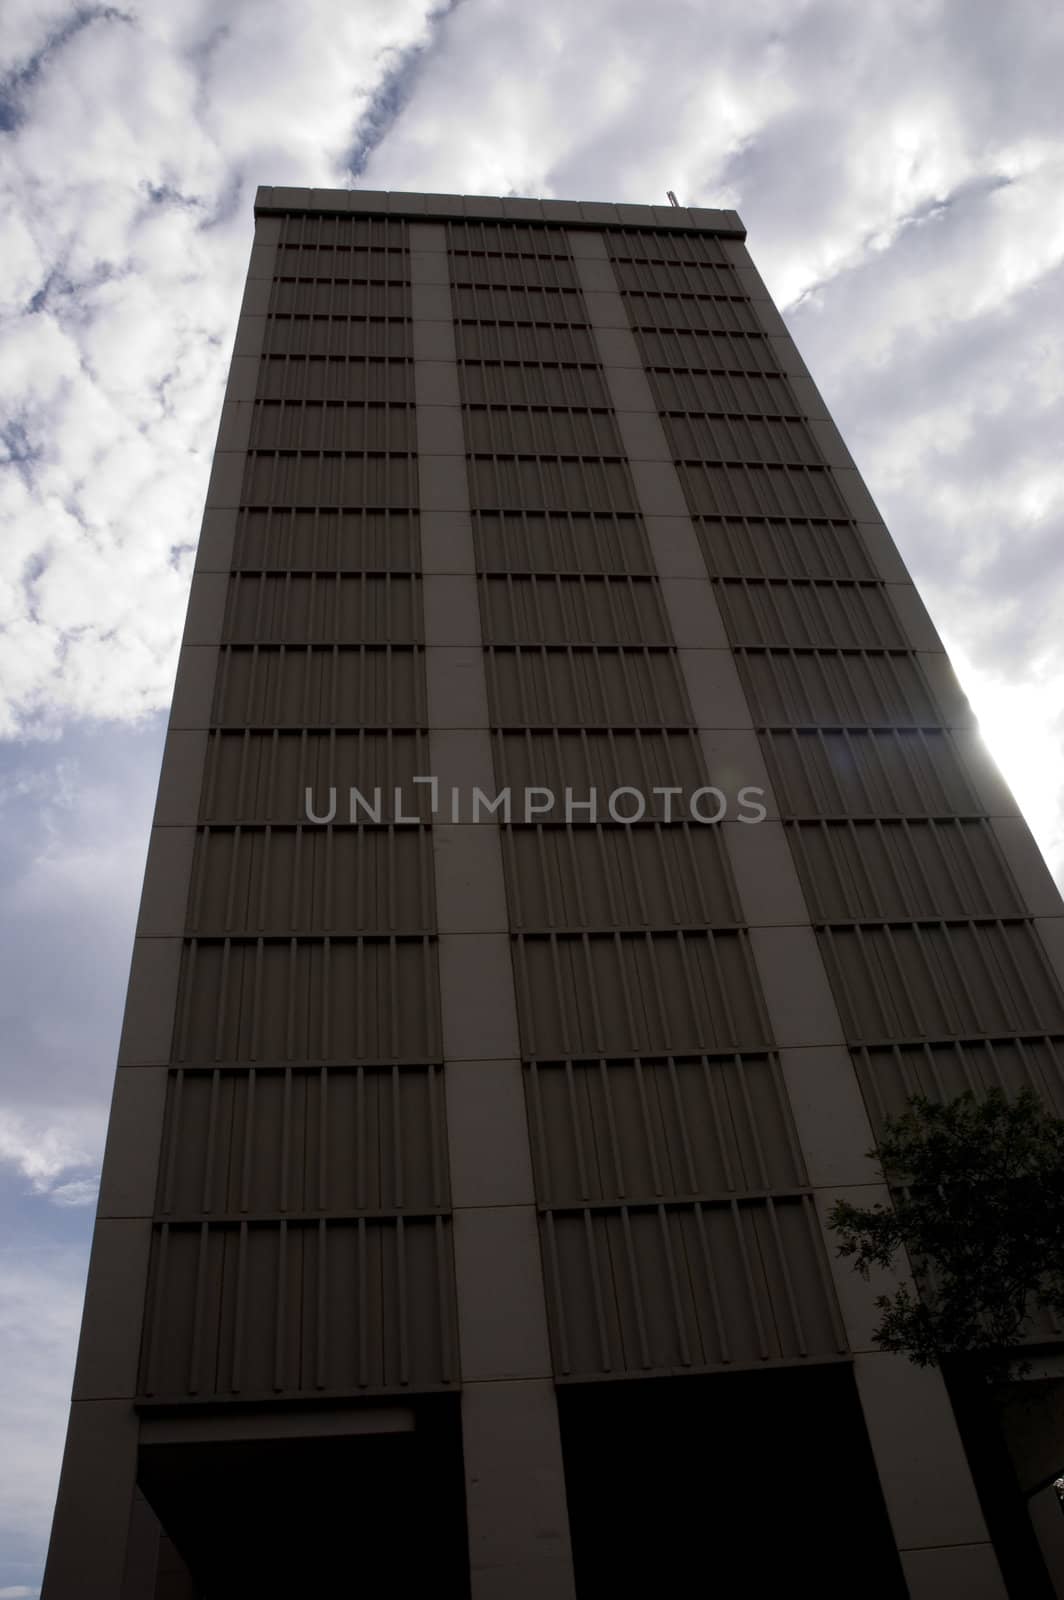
[412,218,577,1600]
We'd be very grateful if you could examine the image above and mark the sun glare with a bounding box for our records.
[948,642,1064,889]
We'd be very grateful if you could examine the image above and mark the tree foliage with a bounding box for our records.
[828,1088,1064,1376]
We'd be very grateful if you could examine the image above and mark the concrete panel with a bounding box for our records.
[643,515,708,578]
[462,1380,577,1600]
[786,370,830,420]
[721,239,750,266]
[409,250,451,284]
[691,207,743,234]
[41,1400,140,1600]
[899,1543,1007,1600]
[566,230,609,259]
[135,827,196,937]
[779,1049,880,1188]
[766,335,809,380]
[542,199,584,222]
[722,819,807,925]
[96,1068,168,1218]
[239,275,272,317]
[735,262,771,300]
[659,578,729,647]
[423,575,482,647]
[615,204,656,226]
[579,290,631,329]
[409,222,448,253]
[808,416,856,471]
[426,645,491,729]
[71,1220,153,1398]
[697,730,778,820]
[154,731,208,826]
[991,817,1064,916]
[224,355,260,403]
[749,926,846,1047]
[247,240,277,277]
[601,365,657,412]
[417,403,466,457]
[411,281,453,322]
[453,1208,552,1379]
[216,399,254,453]
[855,1353,991,1550]
[579,201,619,223]
[415,361,462,408]
[181,572,228,647]
[168,645,218,728]
[1036,917,1064,991]
[232,316,267,359]
[886,584,944,651]
[502,197,544,220]
[419,511,477,574]
[253,211,281,242]
[422,195,470,217]
[445,1060,536,1207]
[678,649,755,729]
[432,825,509,933]
[419,454,471,513]
[422,195,466,218]
[429,731,496,803]
[194,510,238,573]
[438,934,521,1058]
[310,188,351,211]
[858,522,912,583]
[833,467,882,523]
[612,408,671,462]
[590,326,643,367]
[461,195,505,218]
[749,298,789,338]
[204,451,246,510]
[116,939,182,1065]
[571,256,617,293]
[628,459,690,517]
[412,319,458,363]
[349,190,389,213]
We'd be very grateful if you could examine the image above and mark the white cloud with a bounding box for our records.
[0,1244,85,1580]
[0,1111,103,1206]
[0,0,448,737]
[0,725,161,1222]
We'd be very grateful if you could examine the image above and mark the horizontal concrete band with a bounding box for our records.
[254,186,746,238]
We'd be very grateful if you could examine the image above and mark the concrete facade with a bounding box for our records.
[41,187,1064,1598]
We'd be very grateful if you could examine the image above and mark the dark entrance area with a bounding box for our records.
[558,1363,906,1599]
[136,1399,470,1598]
[946,1366,1064,1599]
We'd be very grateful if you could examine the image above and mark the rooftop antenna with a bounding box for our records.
[666,190,680,207]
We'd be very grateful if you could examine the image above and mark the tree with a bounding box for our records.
[828,1088,1064,1377]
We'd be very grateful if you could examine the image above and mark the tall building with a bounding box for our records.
[43,188,1064,1599]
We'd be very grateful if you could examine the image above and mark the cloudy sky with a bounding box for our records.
[2,0,1063,1588]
